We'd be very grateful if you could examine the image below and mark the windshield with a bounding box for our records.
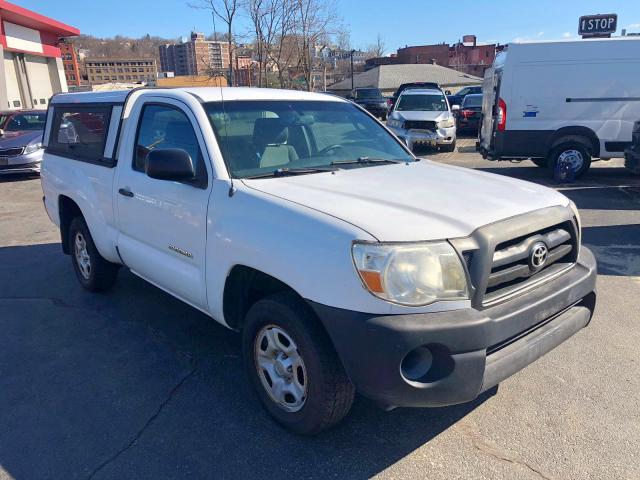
[354,89,381,99]
[5,113,46,131]
[205,100,413,179]
[463,95,483,108]
[396,93,448,112]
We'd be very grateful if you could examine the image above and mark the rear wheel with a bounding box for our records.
[243,292,355,435]
[547,142,592,177]
[69,217,119,292]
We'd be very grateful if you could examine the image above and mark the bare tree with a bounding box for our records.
[366,33,385,58]
[189,0,239,85]
[295,0,343,90]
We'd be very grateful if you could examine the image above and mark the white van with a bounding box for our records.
[478,38,640,176]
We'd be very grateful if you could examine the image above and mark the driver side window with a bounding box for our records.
[133,104,202,174]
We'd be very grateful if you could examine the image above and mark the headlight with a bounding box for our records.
[438,117,455,128]
[352,241,469,306]
[569,200,582,248]
[24,143,43,155]
[386,119,402,128]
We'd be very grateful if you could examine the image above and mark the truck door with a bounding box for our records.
[479,67,502,152]
[115,97,212,311]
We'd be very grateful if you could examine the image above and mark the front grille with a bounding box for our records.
[403,120,436,131]
[0,147,24,157]
[483,222,577,304]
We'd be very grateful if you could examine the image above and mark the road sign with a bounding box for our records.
[579,14,617,37]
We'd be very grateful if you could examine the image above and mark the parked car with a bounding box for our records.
[347,87,389,119]
[42,87,596,435]
[0,110,47,175]
[390,82,441,109]
[478,37,640,177]
[624,120,640,175]
[445,85,482,108]
[455,93,483,133]
[386,87,457,152]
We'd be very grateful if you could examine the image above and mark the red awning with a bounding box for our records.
[0,1,79,37]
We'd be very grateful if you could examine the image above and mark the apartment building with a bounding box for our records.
[58,39,81,87]
[159,32,230,76]
[85,58,157,85]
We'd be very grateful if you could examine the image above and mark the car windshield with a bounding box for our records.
[463,95,483,108]
[355,89,381,99]
[396,93,448,112]
[205,100,413,179]
[5,113,46,131]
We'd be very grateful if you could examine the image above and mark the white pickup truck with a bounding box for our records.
[41,87,597,435]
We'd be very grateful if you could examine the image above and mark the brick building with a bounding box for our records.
[396,44,450,66]
[58,39,81,87]
[159,32,230,76]
[0,1,78,110]
[85,58,157,85]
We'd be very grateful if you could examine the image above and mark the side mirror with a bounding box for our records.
[145,148,195,181]
[451,104,461,111]
[445,90,452,96]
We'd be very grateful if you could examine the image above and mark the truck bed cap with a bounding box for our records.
[51,87,345,105]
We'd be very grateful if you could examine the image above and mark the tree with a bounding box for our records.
[292,0,341,91]
[189,0,239,85]
[366,33,385,58]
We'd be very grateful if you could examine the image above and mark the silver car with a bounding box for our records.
[0,110,47,175]
[385,88,457,152]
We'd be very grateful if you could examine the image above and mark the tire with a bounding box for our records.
[69,216,119,292]
[547,142,592,177]
[531,159,547,168]
[440,140,457,153]
[243,292,355,435]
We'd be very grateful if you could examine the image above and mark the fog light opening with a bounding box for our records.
[401,346,433,381]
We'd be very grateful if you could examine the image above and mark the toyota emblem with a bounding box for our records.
[529,242,548,270]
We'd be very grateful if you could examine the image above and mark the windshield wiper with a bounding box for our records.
[244,167,337,179]
[330,157,408,166]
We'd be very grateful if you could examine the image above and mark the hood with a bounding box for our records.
[393,111,450,122]
[243,161,569,241]
[0,130,43,148]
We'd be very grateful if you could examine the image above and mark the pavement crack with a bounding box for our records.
[457,424,552,480]
[86,365,197,480]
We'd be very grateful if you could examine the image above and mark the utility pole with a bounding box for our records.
[350,49,355,90]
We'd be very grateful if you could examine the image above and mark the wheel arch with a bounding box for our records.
[547,126,600,158]
[58,195,83,255]
[222,265,311,331]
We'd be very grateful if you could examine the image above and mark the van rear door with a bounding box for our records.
[479,67,501,153]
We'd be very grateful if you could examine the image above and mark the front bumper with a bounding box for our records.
[309,247,597,409]
[0,150,42,174]
[360,104,389,117]
[388,125,456,148]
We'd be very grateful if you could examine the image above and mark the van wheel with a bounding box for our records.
[548,142,591,177]
[243,292,355,435]
[69,217,119,292]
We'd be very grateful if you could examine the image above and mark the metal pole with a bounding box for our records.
[350,49,355,90]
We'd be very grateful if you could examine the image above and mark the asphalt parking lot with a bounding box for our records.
[1,141,639,480]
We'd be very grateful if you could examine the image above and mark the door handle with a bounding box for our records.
[118,188,134,198]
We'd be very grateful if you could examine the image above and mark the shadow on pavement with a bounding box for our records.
[0,172,40,183]
[582,223,640,276]
[0,242,495,479]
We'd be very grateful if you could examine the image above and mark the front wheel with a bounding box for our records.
[69,217,119,292]
[243,292,355,435]
[440,140,457,153]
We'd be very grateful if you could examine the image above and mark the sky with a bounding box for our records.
[19,0,640,52]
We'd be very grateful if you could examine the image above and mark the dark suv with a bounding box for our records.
[347,88,389,120]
